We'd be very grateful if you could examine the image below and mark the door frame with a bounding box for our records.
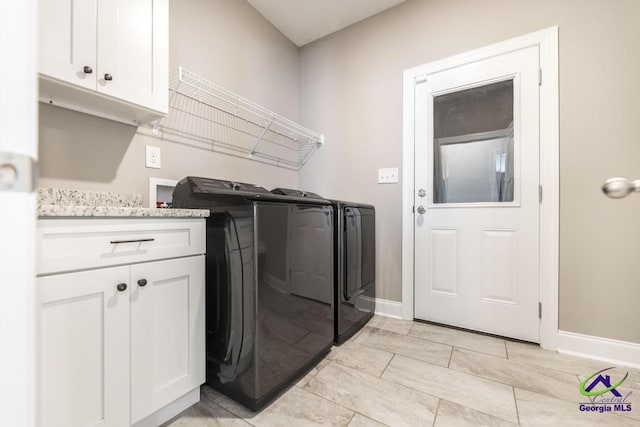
[401,27,559,350]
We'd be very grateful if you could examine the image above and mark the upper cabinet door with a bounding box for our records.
[39,0,97,91]
[97,0,169,114]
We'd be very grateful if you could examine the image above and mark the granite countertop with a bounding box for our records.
[38,188,209,218]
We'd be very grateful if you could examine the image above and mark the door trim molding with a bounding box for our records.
[401,27,559,350]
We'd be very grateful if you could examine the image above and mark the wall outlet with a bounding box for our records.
[145,145,161,169]
[378,167,399,184]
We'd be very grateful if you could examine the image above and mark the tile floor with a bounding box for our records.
[165,316,639,426]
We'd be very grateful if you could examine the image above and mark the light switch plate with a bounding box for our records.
[378,167,399,184]
[145,145,161,169]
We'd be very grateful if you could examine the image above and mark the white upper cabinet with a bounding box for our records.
[97,0,168,113]
[39,0,97,91]
[38,0,168,124]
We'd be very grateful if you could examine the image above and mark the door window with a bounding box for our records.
[433,80,514,203]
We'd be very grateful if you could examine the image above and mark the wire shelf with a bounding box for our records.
[150,67,324,170]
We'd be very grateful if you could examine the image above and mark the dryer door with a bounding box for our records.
[344,207,375,301]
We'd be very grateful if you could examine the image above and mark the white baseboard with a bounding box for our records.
[557,330,640,370]
[132,387,200,427]
[374,298,403,319]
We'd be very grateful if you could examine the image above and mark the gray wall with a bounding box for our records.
[298,0,640,343]
[38,0,640,344]
[39,0,301,202]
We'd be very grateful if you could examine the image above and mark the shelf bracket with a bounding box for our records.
[151,76,183,136]
[299,141,322,169]
[250,117,274,155]
[168,80,182,107]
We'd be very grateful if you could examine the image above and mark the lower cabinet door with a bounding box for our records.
[130,255,205,423]
[38,266,131,427]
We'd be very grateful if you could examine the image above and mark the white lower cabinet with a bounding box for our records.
[130,257,205,424]
[39,266,131,427]
[37,218,206,427]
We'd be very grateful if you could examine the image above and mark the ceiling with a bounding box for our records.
[247,0,407,47]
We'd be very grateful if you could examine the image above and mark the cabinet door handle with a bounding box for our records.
[110,238,155,244]
[83,66,93,74]
[104,73,113,81]
[116,283,127,292]
[137,279,148,287]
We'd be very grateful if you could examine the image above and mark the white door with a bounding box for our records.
[38,0,97,90]
[38,267,131,427]
[130,256,205,424]
[414,46,540,342]
[0,0,38,425]
[97,0,168,112]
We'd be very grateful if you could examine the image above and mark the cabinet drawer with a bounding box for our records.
[38,218,205,275]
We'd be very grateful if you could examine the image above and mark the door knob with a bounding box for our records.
[116,283,127,292]
[418,189,426,197]
[83,66,93,74]
[137,279,148,287]
[417,205,426,214]
[104,73,113,81]
[602,177,640,199]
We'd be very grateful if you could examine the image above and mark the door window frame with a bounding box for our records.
[401,27,559,350]
[430,76,519,208]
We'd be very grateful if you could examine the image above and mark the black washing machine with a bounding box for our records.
[173,177,334,411]
[272,189,376,344]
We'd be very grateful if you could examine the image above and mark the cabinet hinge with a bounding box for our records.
[538,68,542,86]
[412,206,415,213]
[538,302,542,319]
[539,185,542,203]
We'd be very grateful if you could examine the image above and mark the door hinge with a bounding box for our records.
[539,185,543,203]
[538,68,542,86]
[0,151,37,193]
[538,302,542,319]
